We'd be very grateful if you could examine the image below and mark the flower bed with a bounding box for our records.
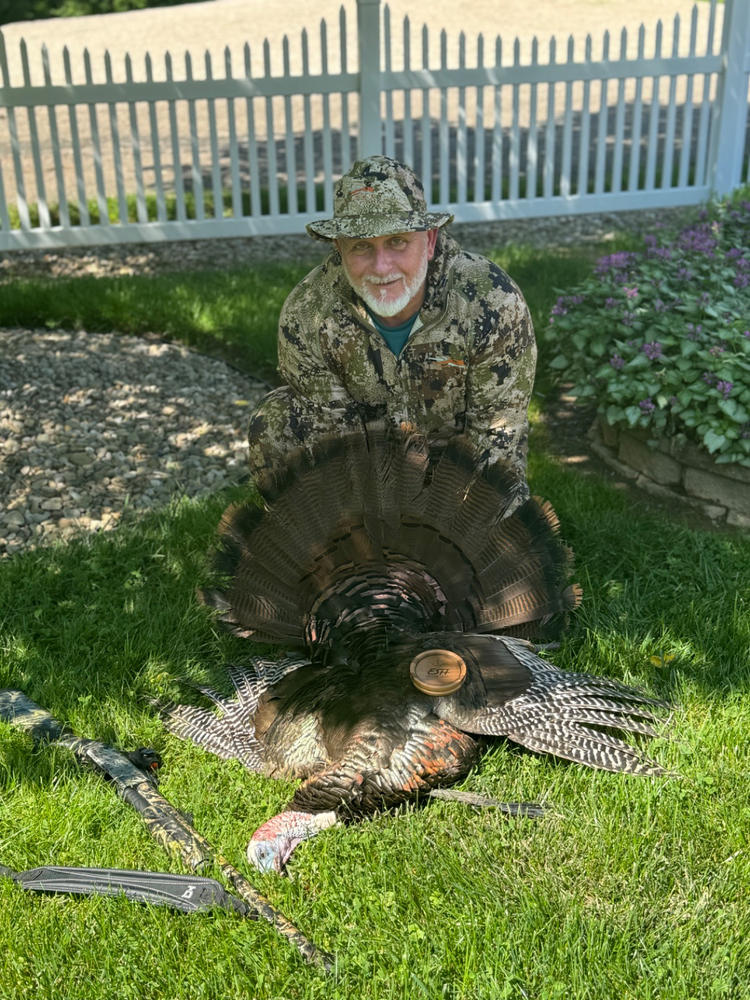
[545,191,750,478]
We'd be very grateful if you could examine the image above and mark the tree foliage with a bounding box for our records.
[1,0,204,25]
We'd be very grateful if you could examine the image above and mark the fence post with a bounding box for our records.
[707,0,750,197]
[357,0,382,157]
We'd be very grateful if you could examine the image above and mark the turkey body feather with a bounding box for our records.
[168,633,666,810]
[168,425,669,872]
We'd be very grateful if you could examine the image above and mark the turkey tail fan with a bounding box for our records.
[431,634,670,777]
[205,431,390,647]
[202,423,581,654]
[397,435,580,638]
[468,461,581,637]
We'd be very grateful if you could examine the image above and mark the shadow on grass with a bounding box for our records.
[0,487,255,742]
[0,264,309,385]
[528,454,750,702]
[0,458,748,762]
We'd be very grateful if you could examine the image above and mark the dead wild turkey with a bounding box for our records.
[167,424,668,873]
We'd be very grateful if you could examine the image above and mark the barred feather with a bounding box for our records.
[165,654,310,775]
[168,425,670,863]
[432,635,668,775]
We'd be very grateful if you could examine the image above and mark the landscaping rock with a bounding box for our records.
[634,474,727,521]
[618,433,682,487]
[684,468,750,519]
[0,329,268,557]
[669,439,750,485]
[591,416,750,528]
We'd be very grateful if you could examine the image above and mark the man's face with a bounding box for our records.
[336,229,439,326]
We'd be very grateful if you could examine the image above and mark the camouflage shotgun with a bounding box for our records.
[0,689,334,972]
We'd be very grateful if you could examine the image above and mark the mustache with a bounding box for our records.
[363,274,404,285]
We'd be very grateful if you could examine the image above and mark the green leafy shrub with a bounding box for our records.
[545,192,750,466]
[0,0,202,25]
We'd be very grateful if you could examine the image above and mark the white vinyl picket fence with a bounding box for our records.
[0,0,748,250]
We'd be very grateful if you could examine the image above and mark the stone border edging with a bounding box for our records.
[587,419,750,529]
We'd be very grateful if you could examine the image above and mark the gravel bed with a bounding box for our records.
[0,206,700,559]
[0,328,268,558]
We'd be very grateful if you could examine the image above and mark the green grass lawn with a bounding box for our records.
[1,242,748,999]
[0,262,310,385]
[0,242,602,386]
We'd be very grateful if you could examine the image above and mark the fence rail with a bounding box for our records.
[0,0,748,251]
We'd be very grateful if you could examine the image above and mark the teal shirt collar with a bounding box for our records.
[366,308,419,357]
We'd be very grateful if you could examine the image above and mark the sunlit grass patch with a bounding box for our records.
[1,236,748,998]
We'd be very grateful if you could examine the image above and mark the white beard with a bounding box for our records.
[344,254,429,318]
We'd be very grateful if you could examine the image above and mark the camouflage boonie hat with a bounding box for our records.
[306,155,453,241]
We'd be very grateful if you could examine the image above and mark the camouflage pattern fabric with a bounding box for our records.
[248,228,536,506]
[0,688,333,970]
[306,154,453,241]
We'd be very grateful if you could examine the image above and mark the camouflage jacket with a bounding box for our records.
[276,230,536,487]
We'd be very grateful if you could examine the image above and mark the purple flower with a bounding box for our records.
[610,354,625,370]
[677,224,718,257]
[716,380,733,399]
[734,273,749,289]
[644,235,672,259]
[639,398,656,413]
[624,286,639,299]
[605,297,617,309]
[677,267,694,281]
[595,251,637,277]
[703,372,716,386]
[551,293,586,317]
[642,341,663,360]
[550,295,569,317]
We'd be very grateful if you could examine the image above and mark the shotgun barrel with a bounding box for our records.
[0,689,334,972]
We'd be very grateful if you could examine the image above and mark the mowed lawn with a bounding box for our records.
[0,243,748,1000]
